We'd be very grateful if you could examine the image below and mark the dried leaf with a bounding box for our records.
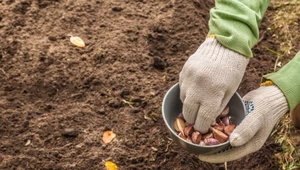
[70,36,85,47]
[105,161,118,170]
[102,130,116,144]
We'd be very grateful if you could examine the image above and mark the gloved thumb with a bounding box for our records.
[230,85,288,146]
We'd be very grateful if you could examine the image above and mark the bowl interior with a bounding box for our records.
[162,83,246,154]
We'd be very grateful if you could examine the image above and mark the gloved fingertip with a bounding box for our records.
[182,101,199,125]
[198,128,209,135]
[193,122,210,134]
[229,132,244,147]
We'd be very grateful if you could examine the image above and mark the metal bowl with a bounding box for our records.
[162,83,246,155]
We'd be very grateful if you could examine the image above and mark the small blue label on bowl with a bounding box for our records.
[243,100,254,115]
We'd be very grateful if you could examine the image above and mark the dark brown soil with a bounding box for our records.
[0,0,290,169]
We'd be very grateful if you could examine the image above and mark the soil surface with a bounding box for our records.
[0,0,297,170]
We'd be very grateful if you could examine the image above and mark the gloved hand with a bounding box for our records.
[198,85,289,163]
[179,37,249,133]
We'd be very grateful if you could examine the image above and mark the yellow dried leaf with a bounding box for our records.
[102,130,116,144]
[105,161,118,170]
[70,36,85,47]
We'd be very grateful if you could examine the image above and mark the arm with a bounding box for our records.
[179,0,271,133]
[263,52,300,110]
[209,0,271,57]
[197,0,300,163]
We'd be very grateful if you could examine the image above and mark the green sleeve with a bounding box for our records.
[208,0,271,57]
[263,52,300,110]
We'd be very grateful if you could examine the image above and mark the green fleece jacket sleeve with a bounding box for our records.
[263,52,300,110]
[208,0,271,57]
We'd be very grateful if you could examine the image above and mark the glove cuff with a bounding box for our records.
[197,38,249,71]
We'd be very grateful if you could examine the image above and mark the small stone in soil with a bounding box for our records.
[62,128,78,137]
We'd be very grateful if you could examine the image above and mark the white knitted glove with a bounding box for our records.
[199,85,289,163]
[179,38,249,133]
